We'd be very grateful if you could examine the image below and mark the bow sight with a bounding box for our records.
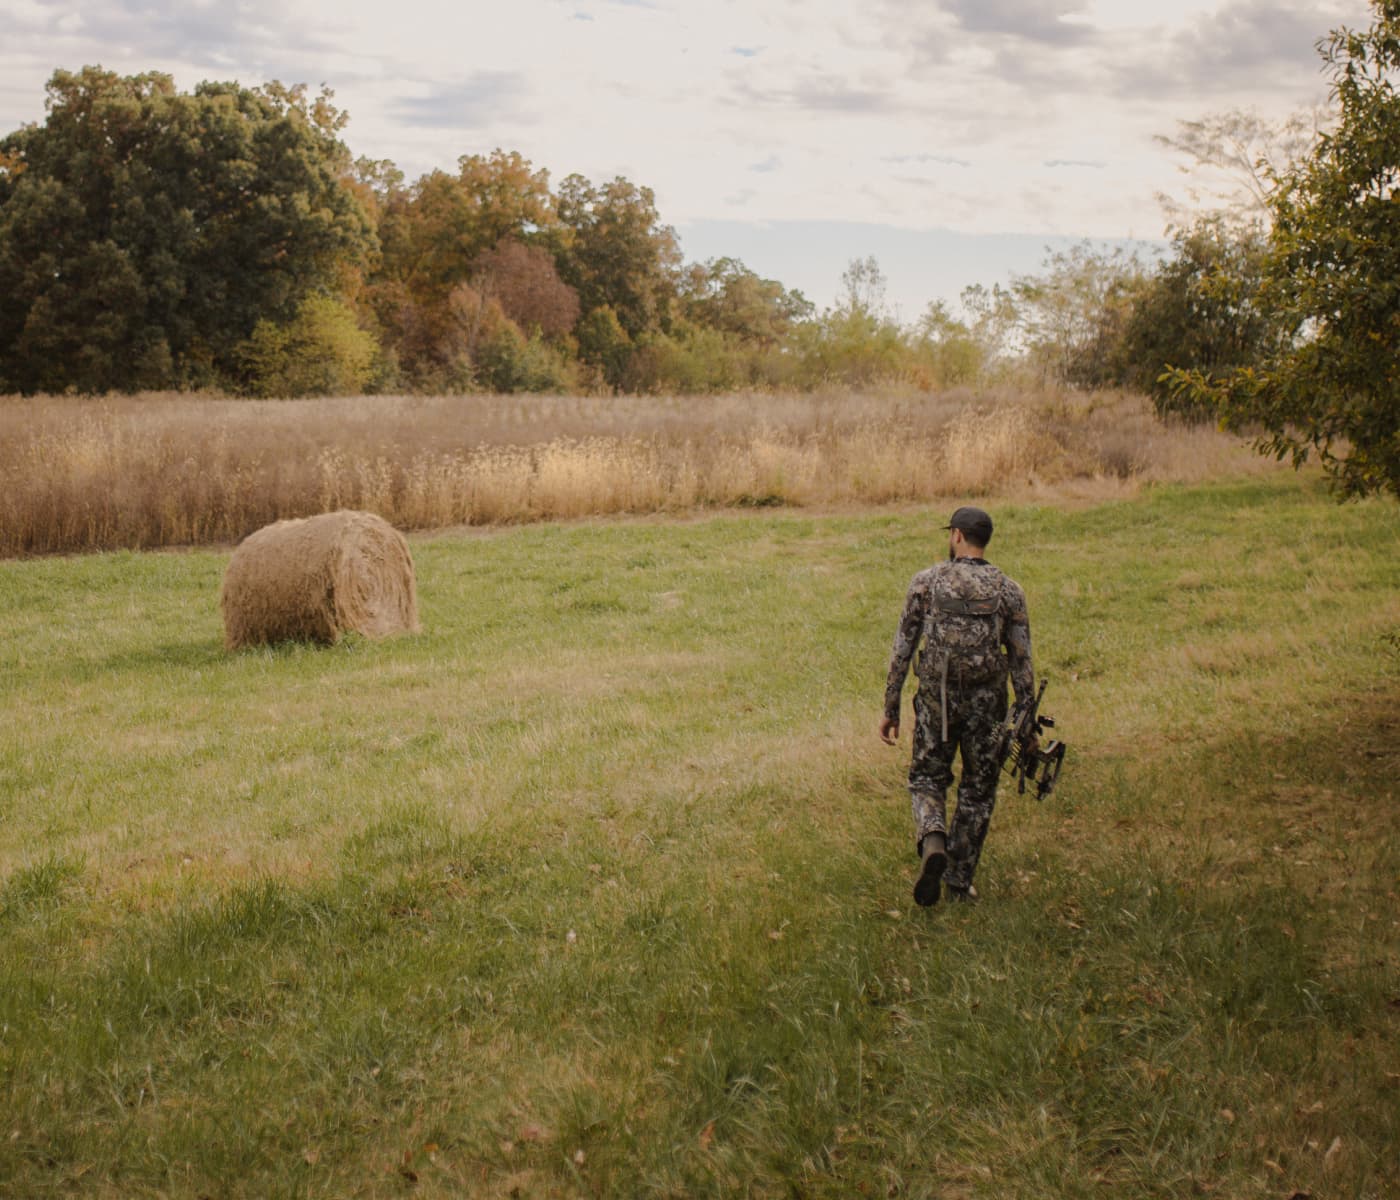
[1000,679,1067,801]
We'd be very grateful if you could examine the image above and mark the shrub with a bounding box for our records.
[239,295,378,398]
[474,315,579,393]
[789,308,912,387]
[576,305,633,389]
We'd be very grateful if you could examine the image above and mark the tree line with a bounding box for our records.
[0,70,816,399]
[1,0,1396,496]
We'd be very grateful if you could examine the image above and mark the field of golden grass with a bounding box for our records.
[0,386,1280,556]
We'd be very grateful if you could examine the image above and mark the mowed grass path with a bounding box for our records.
[1,477,1397,1199]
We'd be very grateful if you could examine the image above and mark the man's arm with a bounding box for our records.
[883,575,928,728]
[1002,579,1035,714]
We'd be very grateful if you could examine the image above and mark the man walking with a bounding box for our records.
[879,506,1035,906]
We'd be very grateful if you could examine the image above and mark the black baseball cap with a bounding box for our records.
[944,505,993,546]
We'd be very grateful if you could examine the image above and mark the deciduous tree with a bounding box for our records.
[0,68,375,393]
[1009,243,1148,388]
[1168,0,1400,496]
[555,175,681,339]
[1121,217,1286,413]
[680,257,812,347]
[1155,106,1326,224]
[473,238,580,340]
[238,295,378,398]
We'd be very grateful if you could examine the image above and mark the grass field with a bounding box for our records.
[1,474,1398,1198]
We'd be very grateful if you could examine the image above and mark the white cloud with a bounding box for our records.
[0,0,1375,257]
[389,74,535,131]
[940,0,1098,45]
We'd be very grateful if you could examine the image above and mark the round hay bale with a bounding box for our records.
[220,510,420,651]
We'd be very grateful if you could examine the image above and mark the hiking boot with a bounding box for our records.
[913,834,947,907]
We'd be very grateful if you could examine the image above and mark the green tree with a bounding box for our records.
[555,175,682,339]
[1009,243,1148,387]
[238,295,378,397]
[0,68,375,393]
[790,259,911,386]
[911,285,1019,387]
[575,304,632,388]
[1121,217,1286,414]
[473,315,577,394]
[1096,107,1318,407]
[912,302,988,387]
[680,257,812,346]
[1167,0,1400,496]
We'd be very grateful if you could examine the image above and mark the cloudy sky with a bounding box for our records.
[0,0,1372,316]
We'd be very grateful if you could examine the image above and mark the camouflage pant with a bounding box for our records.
[908,680,1008,891]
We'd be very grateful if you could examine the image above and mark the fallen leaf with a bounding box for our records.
[519,1125,544,1143]
[1300,1101,1324,1115]
[768,929,784,940]
[698,1121,715,1151]
[1220,1108,1235,1125]
[573,1149,586,1166]
[1324,1136,1342,1166]
[303,1149,320,1166]
[1264,1159,1284,1175]
[499,1140,515,1155]
[1280,923,1296,939]
[885,910,902,920]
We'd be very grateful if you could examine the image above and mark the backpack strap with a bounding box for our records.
[933,595,1000,616]
[940,651,949,743]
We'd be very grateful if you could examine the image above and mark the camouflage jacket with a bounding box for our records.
[884,557,1034,722]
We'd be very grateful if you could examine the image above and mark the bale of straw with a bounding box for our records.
[220,510,420,651]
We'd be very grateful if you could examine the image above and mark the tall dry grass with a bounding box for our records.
[0,387,1277,556]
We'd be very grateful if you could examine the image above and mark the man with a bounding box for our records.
[879,505,1035,906]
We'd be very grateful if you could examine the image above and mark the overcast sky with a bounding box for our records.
[0,0,1373,315]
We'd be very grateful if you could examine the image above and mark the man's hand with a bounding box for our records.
[879,717,900,745]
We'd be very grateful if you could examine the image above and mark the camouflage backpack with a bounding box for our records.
[919,561,1009,687]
